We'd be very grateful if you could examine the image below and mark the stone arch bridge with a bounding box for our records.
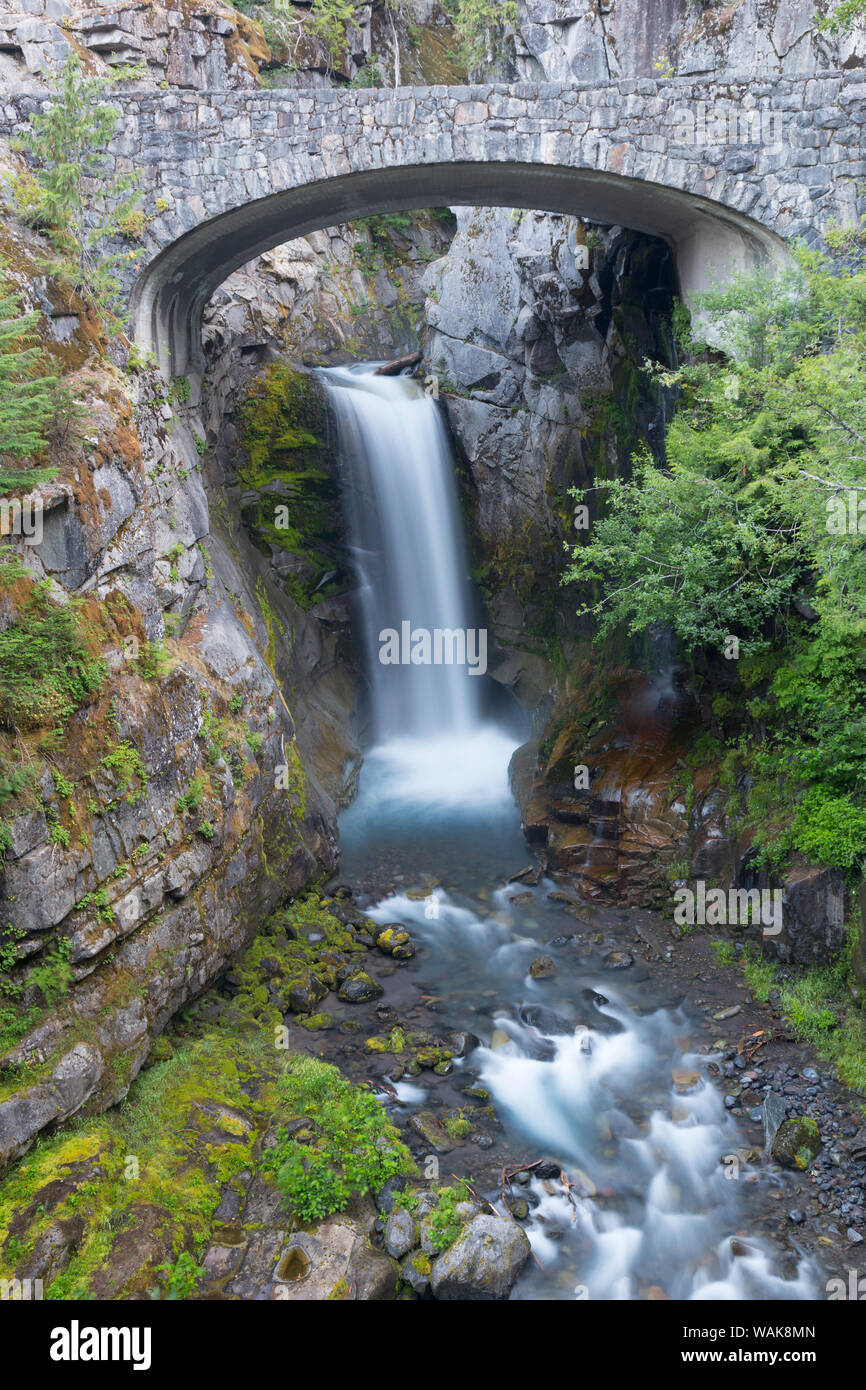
[3,71,864,376]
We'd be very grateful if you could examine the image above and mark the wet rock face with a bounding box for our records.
[512,0,864,83]
[0,432,341,1163]
[0,242,346,1171]
[510,665,700,904]
[0,747,336,1169]
[0,130,462,1174]
[763,859,847,967]
[202,214,455,376]
[423,211,677,723]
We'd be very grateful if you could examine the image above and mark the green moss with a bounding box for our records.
[254,575,282,675]
[281,741,307,822]
[772,1116,823,1171]
[395,1180,472,1253]
[0,1027,277,1298]
[443,1110,472,1140]
[742,953,775,1003]
[0,888,403,1296]
[154,1250,204,1300]
[297,1012,333,1032]
[0,583,106,732]
[262,1056,415,1224]
[239,364,343,609]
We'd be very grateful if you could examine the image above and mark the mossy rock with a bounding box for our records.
[529,955,556,980]
[285,972,329,1014]
[376,926,410,954]
[362,1025,406,1055]
[147,1036,174,1065]
[462,1085,489,1101]
[337,972,383,1004]
[297,1013,333,1032]
[772,1116,823,1170]
[414,1046,454,1071]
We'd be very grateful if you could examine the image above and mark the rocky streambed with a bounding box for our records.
[3,825,866,1302]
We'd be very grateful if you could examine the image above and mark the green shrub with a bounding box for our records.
[0,263,57,470]
[0,761,36,811]
[176,777,206,815]
[0,588,106,731]
[816,0,866,33]
[75,887,115,926]
[394,1179,473,1252]
[155,1250,204,1300]
[27,938,72,1007]
[788,789,866,872]
[742,952,775,1003]
[264,1056,413,1222]
[710,940,736,966]
[135,641,170,681]
[47,822,69,848]
[100,741,147,805]
[12,55,141,331]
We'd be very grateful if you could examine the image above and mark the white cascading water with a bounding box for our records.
[320,364,517,813]
[366,885,819,1301]
[324,361,818,1300]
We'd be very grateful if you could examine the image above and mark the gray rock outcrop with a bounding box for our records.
[429,1214,531,1300]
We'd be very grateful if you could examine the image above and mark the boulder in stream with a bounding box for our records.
[772,1116,823,1171]
[337,971,384,1003]
[429,1215,530,1300]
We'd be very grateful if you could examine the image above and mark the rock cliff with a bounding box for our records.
[0,0,857,1175]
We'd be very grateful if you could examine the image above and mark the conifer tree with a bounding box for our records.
[13,55,141,333]
[0,267,56,488]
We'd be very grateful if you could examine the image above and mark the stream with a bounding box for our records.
[321,364,821,1301]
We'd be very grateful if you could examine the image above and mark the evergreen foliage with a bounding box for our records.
[565,238,866,873]
[0,265,57,488]
[12,55,142,332]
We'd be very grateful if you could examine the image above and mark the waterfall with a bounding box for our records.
[321,364,479,740]
[321,362,519,816]
[324,364,817,1304]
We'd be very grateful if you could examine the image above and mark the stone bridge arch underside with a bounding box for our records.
[138,157,789,378]
[5,74,857,375]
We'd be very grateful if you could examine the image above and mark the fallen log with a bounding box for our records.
[374,350,422,376]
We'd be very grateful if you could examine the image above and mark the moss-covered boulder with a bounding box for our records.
[285,971,328,1014]
[337,971,383,1004]
[429,1214,530,1301]
[772,1116,823,1171]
